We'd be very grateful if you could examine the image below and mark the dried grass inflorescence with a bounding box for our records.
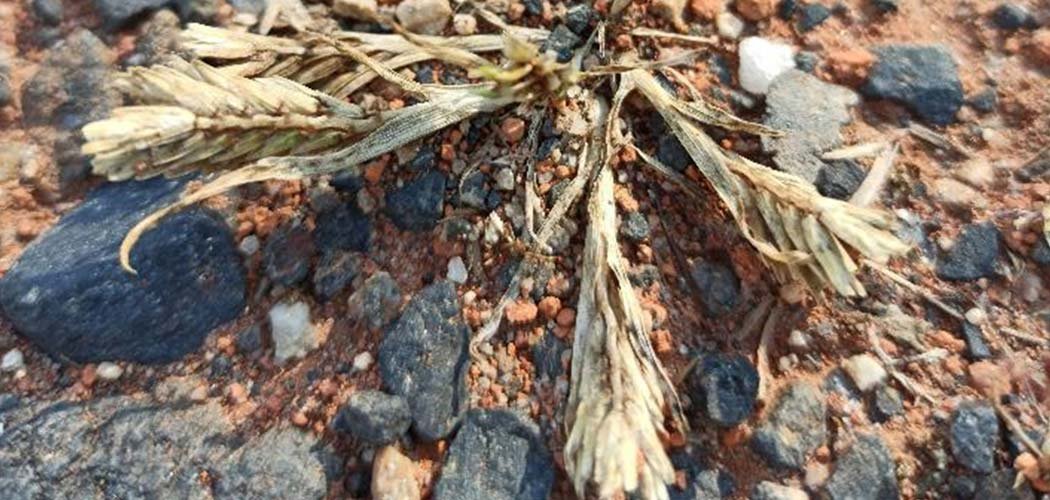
[80,3,910,498]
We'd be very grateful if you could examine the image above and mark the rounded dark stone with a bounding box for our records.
[992,4,1037,31]
[826,434,901,500]
[32,0,63,25]
[378,281,469,441]
[870,0,898,13]
[0,177,245,364]
[688,354,759,427]
[795,51,821,73]
[262,220,314,287]
[751,382,827,470]
[968,88,998,114]
[796,3,831,32]
[690,261,741,317]
[869,385,903,422]
[935,222,1002,281]
[949,401,1000,474]
[862,44,964,126]
[564,4,594,36]
[384,170,447,232]
[332,390,412,445]
[620,211,651,242]
[816,160,866,200]
[432,409,554,500]
[314,203,371,257]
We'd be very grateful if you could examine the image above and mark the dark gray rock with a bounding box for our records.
[408,145,438,173]
[32,0,63,25]
[0,397,333,499]
[823,368,863,403]
[312,251,362,301]
[751,481,807,500]
[816,160,866,200]
[174,0,219,23]
[960,321,991,360]
[315,203,372,257]
[870,0,897,13]
[523,0,542,15]
[862,45,964,126]
[992,4,1037,30]
[213,426,336,499]
[263,220,314,287]
[1031,237,1050,266]
[0,177,245,364]
[949,475,978,499]
[542,25,580,63]
[975,469,1035,499]
[935,222,1001,281]
[869,385,903,422]
[458,170,490,209]
[531,331,565,381]
[227,0,267,15]
[969,88,998,114]
[763,70,858,182]
[950,401,999,474]
[620,211,651,242]
[330,171,364,193]
[658,134,691,172]
[795,51,821,73]
[348,271,402,330]
[332,391,411,445]
[93,0,172,31]
[690,261,741,317]
[385,170,446,232]
[778,0,797,19]
[672,469,735,500]
[751,382,827,470]
[667,450,735,500]
[21,29,118,188]
[125,9,182,67]
[687,353,759,427]
[796,3,831,31]
[826,434,900,500]
[433,409,554,500]
[378,281,469,441]
[235,324,264,354]
[0,54,9,107]
[565,4,594,36]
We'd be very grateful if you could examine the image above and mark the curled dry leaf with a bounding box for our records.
[626,67,910,297]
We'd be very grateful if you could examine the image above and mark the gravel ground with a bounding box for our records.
[1,0,1049,498]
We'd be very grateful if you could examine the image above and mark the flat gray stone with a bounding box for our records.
[763,69,859,182]
[0,396,334,499]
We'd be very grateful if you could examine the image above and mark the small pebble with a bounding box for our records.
[841,354,886,392]
[226,383,249,404]
[964,307,987,325]
[96,362,124,381]
[716,11,745,39]
[447,256,468,284]
[333,0,378,20]
[1,349,24,372]
[500,117,526,144]
[787,330,810,352]
[738,37,796,95]
[555,307,576,327]
[353,351,374,372]
[452,13,477,35]
[494,167,515,191]
[239,235,260,256]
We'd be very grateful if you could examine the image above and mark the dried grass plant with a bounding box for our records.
[80,2,911,497]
